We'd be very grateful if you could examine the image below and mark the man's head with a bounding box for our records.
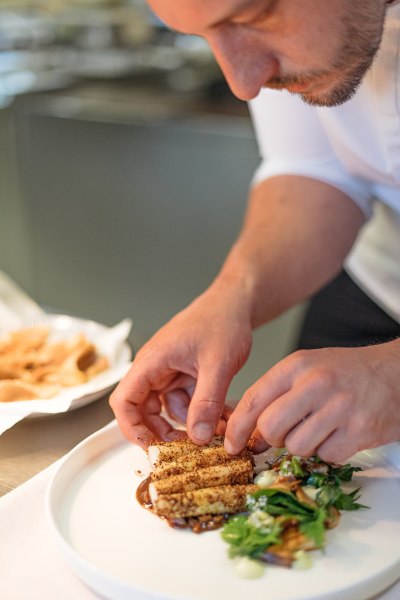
[148,0,388,107]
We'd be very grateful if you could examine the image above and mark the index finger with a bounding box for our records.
[224,365,292,454]
[109,370,154,448]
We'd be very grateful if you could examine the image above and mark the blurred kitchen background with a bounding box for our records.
[0,0,304,399]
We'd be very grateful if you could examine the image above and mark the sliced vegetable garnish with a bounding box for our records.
[221,451,367,574]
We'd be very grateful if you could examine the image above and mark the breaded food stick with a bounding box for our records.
[149,459,254,498]
[148,436,224,468]
[151,445,253,479]
[153,484,258,518]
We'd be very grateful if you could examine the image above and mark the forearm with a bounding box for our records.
[213,175,365,328]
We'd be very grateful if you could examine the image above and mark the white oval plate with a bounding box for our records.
[0,315,132,417]
[46,421,400,600]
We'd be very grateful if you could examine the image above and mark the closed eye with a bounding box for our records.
[228,0,278,26]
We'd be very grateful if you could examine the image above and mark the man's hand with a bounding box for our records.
[109,282,252,449]
[225,340,400,463]
[111,175,366,453]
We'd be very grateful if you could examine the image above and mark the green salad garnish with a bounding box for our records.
[221,451,367,573]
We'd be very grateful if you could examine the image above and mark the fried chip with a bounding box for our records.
[0,326,49,355]
[0,326,109,402]
[0,380,60,402]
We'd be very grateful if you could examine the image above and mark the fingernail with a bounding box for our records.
[224,438,235,454]
[248,438,269,454]
[192,422,213,443]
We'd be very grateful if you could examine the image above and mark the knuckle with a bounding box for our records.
[303,366,337,395]
[284,351,339,392]
[240,387,259,414]
[307,367,336,391]
[193,396,223,418]
[203,356,234,384]
[285,349,310,371]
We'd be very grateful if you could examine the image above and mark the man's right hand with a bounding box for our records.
[109,281,253,449]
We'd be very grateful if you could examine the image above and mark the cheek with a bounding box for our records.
[277,38,339,76]
[270,11,344,73]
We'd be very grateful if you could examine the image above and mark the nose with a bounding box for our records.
[206,25,279,101]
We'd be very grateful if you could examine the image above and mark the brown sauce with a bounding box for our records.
[136,476,152,510]
[136,476,229,533]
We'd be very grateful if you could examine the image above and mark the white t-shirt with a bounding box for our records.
[249,3,400,322]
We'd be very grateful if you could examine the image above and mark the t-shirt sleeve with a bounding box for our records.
[249,89,374,218]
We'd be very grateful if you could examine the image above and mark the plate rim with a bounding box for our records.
[45,422,400,600]
[46,422,170,600]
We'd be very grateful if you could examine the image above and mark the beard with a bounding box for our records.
[297,55,377,107]
[265,1,387,107]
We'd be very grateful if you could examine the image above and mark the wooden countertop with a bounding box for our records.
[0,395,115,497]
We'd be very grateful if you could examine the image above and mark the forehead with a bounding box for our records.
[147,0,257,33]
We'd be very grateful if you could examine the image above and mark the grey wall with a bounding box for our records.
[0,108,34,290]
[0,105,304,399]
[16,114,256,334]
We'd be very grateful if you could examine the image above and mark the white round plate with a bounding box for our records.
[46,421,400,600]
[0,314,131,417]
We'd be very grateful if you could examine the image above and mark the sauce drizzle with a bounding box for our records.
[136,476,229,533]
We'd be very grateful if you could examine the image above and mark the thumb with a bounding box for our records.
[186,363,233,444]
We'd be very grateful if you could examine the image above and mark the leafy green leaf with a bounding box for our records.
[306,472,329,488]
[300,507,327,547]
[333,487,369,511]
[252,488,316,518]
[290,456,306,478]
[312,456,323,464]
[316,483,368,511]
[315,484,342,507]
[328,464,363,482]
[221,515,282,558]
[250,488,328,546]
[307,463,363,488]
[221,456,367,569]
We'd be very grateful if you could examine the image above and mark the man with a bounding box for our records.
[110,0,400,463]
